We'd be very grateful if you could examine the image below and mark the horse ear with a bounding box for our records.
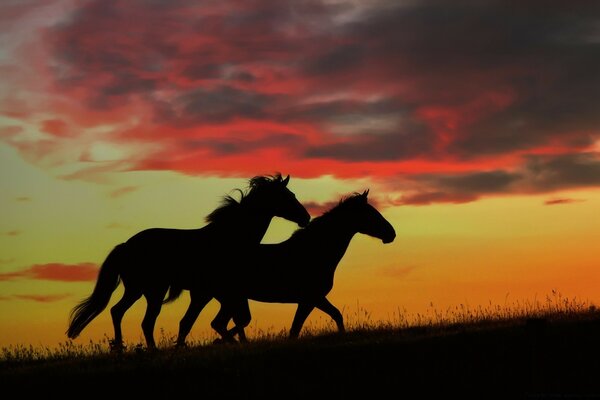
[282,175,290,186]
[362,189,370,198]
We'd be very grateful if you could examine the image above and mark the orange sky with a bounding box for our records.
[1,1,599,349]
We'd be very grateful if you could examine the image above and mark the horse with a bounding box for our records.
[197,189,396,343]
[66,174,310,350]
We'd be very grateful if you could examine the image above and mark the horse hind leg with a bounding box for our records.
[290,302,315,339]
[316,297,345,334]
[141,289,167,350]
[110,287,142,351]
[176,291,211,347]
[211,299,242,344]
[231,300,251,343]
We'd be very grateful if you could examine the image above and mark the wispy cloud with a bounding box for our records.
[12,294,70,303]
[0,262,98,282]
[378,265,417,279]
[544,198,585,206]
[109,185,138,198]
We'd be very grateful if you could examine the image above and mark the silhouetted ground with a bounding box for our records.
[2,311,600,399]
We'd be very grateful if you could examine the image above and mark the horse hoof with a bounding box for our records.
[213,338,224,345]
[109,340,125,353]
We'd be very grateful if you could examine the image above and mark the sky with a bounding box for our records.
[1,0,599,349]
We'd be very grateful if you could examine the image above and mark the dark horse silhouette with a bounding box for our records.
[66,174,310,349]
[177,190,396,344]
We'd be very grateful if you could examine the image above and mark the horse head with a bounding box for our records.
[349,190,396,244]
[249,174,310,227]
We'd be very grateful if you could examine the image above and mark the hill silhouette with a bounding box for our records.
[3,306,600,399]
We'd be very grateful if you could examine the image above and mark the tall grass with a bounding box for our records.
[1,290,596,362]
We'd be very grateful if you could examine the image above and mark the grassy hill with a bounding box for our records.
[2,301,600,399]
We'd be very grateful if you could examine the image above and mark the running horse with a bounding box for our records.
[66,174,310,349]
[184,190,396,343]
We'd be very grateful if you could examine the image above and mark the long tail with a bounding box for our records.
[66,243,125,339]
[163,286,184,304]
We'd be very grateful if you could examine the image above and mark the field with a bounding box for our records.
[2,294,600,399]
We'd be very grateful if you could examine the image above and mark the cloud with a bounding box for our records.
[544,198,584,206]
[2,0,600,202]
[304,193,383,215]
[40,119,72,137]
[13,294,70,303]
[106,222,130,229]
[15,196,31,202]
[4,230,22,236]
[109,185,138,198]
[0,263,98,282]
[524,153,600,192]
[303,200,341,216]
[390,152,600,205]
[378,265,416,279]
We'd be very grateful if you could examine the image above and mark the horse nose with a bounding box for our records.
[383,231,396,244]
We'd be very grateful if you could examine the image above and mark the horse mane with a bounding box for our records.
[205,173,285,224]
[290,192,365,237]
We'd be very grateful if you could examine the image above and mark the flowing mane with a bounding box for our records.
[205,173,285,224]
[290,192,365,238]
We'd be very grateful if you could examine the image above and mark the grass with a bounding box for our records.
[2,291,600,398]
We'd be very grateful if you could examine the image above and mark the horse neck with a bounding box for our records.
[236,207,273,244]
[304,212,357,268]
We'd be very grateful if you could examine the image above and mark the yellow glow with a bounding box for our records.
[1,142,599,348]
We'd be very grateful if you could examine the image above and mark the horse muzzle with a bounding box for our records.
[382,232,396,244]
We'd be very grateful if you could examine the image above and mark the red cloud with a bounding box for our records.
[40,119,71,137]
[2,0,600,204]
[109,186,138,198]
[0,263,98,282]
[13,294,70,303]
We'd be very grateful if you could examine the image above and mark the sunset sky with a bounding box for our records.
[1,0,599,349]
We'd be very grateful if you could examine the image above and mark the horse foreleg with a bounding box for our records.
[211,301,237,343]
[141,293,164,350]
[290,302,315,339]
[176,292,211,347]
[230,299,251,343]
[110,288,142,351]
[316,297,345,334]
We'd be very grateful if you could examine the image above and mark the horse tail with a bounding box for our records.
[66,243,126,339]
[163,286,184,304]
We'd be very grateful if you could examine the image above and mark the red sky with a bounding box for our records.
[2,0,599,203]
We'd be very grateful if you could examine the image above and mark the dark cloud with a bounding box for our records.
[3,0,600,200]
[175,86,274,124]
[435,171,521,194]
[305,128,436,161]
[394,152,600,205]
[183,134,305,156]
[393,191,477,206]
[525,153,600,191]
